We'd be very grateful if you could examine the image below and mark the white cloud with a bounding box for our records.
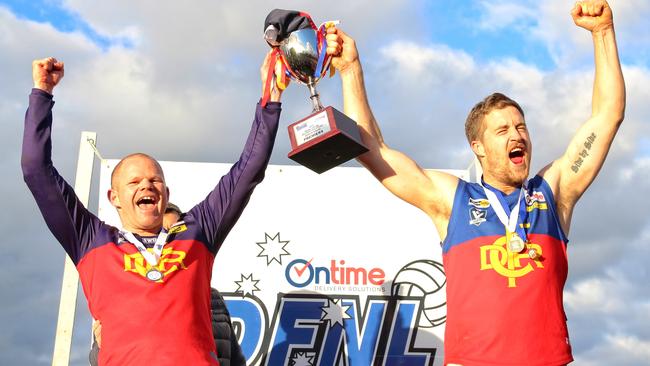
[620,156,650,181]
[574,333,650,366]
[610,334,650,359]
[565,274,625,313]
[379,41,476,83]
[477,0,536,31]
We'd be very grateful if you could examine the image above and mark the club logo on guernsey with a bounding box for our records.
[525,191,548,212]
[124,247,188,282]
[480,236,544,287]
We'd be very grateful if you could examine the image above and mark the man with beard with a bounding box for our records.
[325,0,624,364]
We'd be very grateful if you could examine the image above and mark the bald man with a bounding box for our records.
[22,53,285,365]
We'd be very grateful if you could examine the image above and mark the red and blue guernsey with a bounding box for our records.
[21,89,281,366]
[442,177,573,366]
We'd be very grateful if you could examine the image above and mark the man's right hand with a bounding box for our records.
[32,57,64,94]
[326,27,360,75]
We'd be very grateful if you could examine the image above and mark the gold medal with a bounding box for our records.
[508,233,525,253]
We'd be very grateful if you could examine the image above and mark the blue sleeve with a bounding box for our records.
[21,89,103,265]
[189,100,281,252]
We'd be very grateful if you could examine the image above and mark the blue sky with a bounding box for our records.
[0,0,649,365]
[1,0,120,48]
[422,2,556,69]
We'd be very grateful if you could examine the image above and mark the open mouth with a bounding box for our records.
[509,147,525,164]
[136,196,157,209]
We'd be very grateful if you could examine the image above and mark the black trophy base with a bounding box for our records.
[288,106,369,174]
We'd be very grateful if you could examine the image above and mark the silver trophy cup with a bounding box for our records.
[279,28,331,112]
[277,28,368,174]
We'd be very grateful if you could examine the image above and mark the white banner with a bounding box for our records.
[98,162,469,366]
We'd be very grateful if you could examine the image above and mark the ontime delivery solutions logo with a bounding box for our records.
[224,232,447,365]
[285,258,386,291]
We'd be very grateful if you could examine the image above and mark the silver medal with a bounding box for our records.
[121,230,169,282]
[508,233,525,253]
[146,268,164,282]
[481,181,530,255]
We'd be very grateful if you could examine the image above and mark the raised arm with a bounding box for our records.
[326,28,458,237]
[192,51,285,249]
[22,58,103,264]
[540,0,625,234]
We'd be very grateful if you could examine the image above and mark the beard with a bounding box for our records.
[484,155,530,188]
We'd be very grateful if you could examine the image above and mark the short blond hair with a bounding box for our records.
[465,93,525,143]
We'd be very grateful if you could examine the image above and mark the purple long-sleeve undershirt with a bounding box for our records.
[21,88,281,263]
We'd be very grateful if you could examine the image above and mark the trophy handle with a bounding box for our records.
[307,81,324,112]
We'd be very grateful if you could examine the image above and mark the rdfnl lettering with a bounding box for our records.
[286,258,385,288]
[225,295,437,366]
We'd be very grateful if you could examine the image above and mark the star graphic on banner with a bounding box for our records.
[320,298,351,328]
[256,232,291,266]
[234,273,260,298]
[290,351,315,366]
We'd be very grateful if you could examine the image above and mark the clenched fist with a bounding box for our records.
[326,27,360,75]
[571,0,613,33]
[32,57,64,94]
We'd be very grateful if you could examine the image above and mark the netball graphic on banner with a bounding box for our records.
[98,162,470,366]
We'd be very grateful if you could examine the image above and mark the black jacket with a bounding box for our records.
[211,288,246,366]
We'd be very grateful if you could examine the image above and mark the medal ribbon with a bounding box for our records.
[120,230,168,267]
[315,21,340,78]
[480,179,528,242]
[261,48,284,107]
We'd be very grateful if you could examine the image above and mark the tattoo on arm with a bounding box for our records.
[571,132,597,173]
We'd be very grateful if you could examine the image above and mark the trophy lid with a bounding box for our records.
[264,9,316,46]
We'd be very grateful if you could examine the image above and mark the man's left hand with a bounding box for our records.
[571,0,614,33]
[326,27,360,76]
